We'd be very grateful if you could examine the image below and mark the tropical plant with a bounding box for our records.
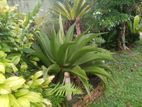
[0,51,52,107]
[53,0,90,35]
[25,16,113,101]
[0,73,52,107]
[0,0,43,74]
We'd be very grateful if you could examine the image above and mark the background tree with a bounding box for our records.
[93,0,141,50]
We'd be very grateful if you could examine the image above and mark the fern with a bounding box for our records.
[46,83,82,97]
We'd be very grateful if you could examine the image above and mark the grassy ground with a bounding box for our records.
[89,42,142,107]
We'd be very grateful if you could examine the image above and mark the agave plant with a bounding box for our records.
[26,16,112,100]
[53,0,90,35]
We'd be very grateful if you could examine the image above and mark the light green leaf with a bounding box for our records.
[5,76,25,91]
[0,94,9,107]
[0,63,5,74]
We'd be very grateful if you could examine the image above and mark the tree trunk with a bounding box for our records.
[64,17,81,37]
[75,17,81,36]
[63,72,72,101]
[64,20,75,33]
[117,23,129,50]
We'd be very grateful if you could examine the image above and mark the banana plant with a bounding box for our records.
[53,0,90,35]
[25,16,113,101]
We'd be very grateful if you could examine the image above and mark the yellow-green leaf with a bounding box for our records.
[0,94,9,107]
[17,97,30,107]
[5,76,25,91]
[0,63,5,74]
[0,73,6,84]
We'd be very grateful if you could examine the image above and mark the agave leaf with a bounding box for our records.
[66,33,98,61]
[50,28,60,59]
[71,66,90,93]
[95,74,108,86]
[32,43,51,66]
[69,46,99,65]
[74,51,113,65]
[43,64,60,75]
[59,15,65,44]
[56,42,74,65]
[84,66,111,79]
[64,23,75,43]
[35,32,55,63]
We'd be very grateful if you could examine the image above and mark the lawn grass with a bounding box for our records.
[89,42,142,107]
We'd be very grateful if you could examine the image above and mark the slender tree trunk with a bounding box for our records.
[117,23,129,50]
[63,72,72,101]
[75,17,81,36]
[64,17,81,37]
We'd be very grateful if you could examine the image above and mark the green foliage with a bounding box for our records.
[128,15,142,33]
[53,0,90,20]
[0,2,55,107]
[93,0,134,30]
[0,52,52,107]
[90,0,142,49]
[26,16,113,95]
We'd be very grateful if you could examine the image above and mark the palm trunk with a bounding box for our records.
[64,20,75,33]
[117,23,129,50]
[75,17,81,36]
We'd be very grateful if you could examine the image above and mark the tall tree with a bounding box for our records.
[94,0,141,50]
[53,0,90,36]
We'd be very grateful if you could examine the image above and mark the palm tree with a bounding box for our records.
[53,0,90,36]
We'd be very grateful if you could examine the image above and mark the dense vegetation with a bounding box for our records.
[0,0,142,107]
